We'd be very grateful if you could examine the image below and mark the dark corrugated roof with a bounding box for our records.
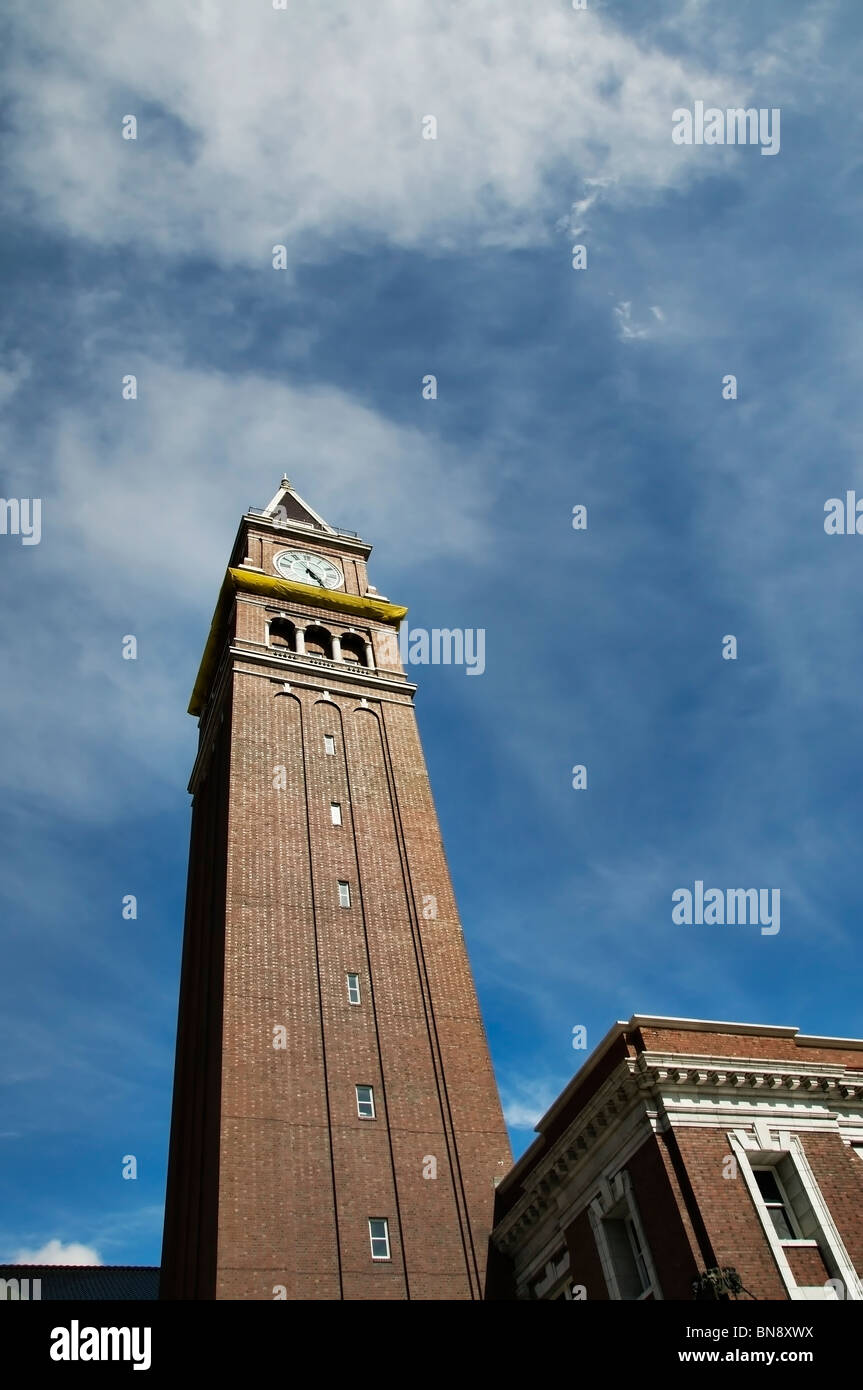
[0,1265,159,1300]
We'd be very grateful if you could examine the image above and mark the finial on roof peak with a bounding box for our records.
[280,475,291,490]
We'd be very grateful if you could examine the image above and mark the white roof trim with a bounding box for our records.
[534,1015,863,1137]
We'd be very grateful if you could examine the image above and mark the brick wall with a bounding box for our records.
[564,1209,608,1300]
[673,1128,786,1299]
[166,515,510,1300]
[799,1132,863,1273]
[784,1245,831,1286]
[635,1026,863,1071]
[627,1134,702,1299]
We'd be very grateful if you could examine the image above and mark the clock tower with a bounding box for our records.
[160,478,511,1300]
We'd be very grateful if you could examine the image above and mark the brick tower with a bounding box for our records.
[160,479,511,1300]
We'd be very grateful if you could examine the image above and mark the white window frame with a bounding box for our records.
[729,1130,863,1300]
[624,1215,651,1295]
[530,1247,571,1300]
[337,881,351,908]
[588,1169,661,1301]
[369,1218,390,1261]
[751,1165,802,1241]
[324,734,335,756]
[346,972,361,1005]
[330,802,342,826]
[356,1084,375,1119]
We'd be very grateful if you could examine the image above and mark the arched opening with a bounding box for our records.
[269,617,296,651]
[340,633,367,666]
[304,625,333,659]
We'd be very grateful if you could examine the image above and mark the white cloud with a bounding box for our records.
[503,1100,544,1130]
[4,0,736,265]
[31,357,499,605]
[0,355,503,819]
[613,301,649,340]
[0,351,31,405]
[563,177,618,238]
[613,300,668,340]
[502,1076,564,1131]
[11,1239,102,1265]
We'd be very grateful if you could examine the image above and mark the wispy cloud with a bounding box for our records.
[2,0,861,1242]
[501,1077,567,1132]
[9,1239,102,1266]
[3,0,741,265]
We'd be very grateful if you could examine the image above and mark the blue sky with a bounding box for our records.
[1,0,862,1267]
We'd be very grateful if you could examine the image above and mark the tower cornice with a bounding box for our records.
[235,510,373,560]
[189,567,407,716]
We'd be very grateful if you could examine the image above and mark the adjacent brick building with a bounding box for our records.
[489,1015,863,1301]
[160,479,511,1300]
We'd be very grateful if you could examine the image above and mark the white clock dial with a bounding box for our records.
[274,549,344,590]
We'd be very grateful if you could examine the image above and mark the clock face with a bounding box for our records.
[274,549,344,590]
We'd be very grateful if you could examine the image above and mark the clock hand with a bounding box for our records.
[305,566,324,585]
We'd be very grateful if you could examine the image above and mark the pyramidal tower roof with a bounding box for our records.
[261,476,336,534]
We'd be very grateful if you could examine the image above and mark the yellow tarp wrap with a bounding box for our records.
[188,568,407,717]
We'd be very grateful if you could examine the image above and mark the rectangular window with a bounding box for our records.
[530,1248,571,1300]
[338,881,351,908]
[346,973,361,1005]
[356,1085,375,1119]
[602,1216,651,1299]
[331,802,342,826]
[369,1218,390,1261]
[753,1167,799,1241]
[625,1217,650,1292]
[324,735,335,755]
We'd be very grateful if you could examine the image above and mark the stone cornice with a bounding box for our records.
[231,646,416,697]
[494,1050,863,1253]
[494,1059,643,1252]
[232,570,406,625]
[634,1050,863,1101]
[239,509,373,558]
